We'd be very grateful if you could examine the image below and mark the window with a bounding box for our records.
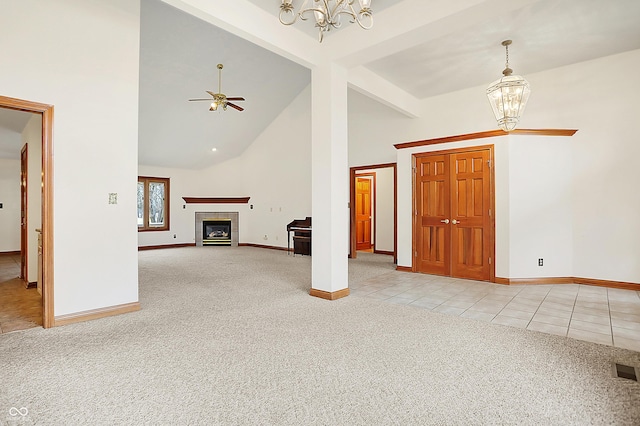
[138,176,170,231]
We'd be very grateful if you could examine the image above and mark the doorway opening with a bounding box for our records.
[349,163,397,263]
[0,95,54,329]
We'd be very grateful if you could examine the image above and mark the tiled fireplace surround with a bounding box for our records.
[195,212,239,247]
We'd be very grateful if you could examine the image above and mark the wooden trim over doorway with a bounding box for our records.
[349,162,397,263]
[0,95,54,328]
[394,129,578,150]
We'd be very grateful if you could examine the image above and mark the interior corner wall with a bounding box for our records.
[138,85,312,250]
[0,158,21,252]
[1,0,141,316]
[22,115,42,284]
[234,84,311,247]
[136,163,251,247]
[350,48,640,284]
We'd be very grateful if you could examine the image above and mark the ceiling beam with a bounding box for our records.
[325,0,544,69]
[160,0,325,69]
[348,66,421,118]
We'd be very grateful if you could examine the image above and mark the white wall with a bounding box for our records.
[138,85,312,249]
[508,136,573,278]
[0,158,20,252]
[1,0,141,316]
[349,48,640,283]
[22,115,42,284]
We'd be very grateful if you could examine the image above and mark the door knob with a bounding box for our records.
[440,219,450,224]
[452,219,461,225]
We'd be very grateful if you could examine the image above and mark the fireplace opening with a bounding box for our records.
[202,219,232,246]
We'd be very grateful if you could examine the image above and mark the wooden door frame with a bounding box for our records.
[1,95,54,328]
[412,145,495,281]
[349,162,397,263]
[355,173,375,252]
[20,144,28,286]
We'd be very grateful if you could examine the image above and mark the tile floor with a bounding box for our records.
[0,254,42,333]
[351,271,640,352]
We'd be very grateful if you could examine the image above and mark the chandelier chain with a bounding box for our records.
[505,43,510,69]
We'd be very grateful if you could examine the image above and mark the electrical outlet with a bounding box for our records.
[108,193,117,205]
[538,258,544,267]
[264,234,268,240]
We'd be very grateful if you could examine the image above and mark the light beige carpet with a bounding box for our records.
[1,246,639,425]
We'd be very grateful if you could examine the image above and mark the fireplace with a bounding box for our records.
[195,211,239,247]
[203,219,231,246]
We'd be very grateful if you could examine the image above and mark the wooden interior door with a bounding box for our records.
[450,150,492,280]
[20,144,28,285]
[355,177,372,250]
[414,147,493,281]
[415,154,451,276]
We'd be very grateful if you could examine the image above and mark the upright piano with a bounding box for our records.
[286,217,312,256]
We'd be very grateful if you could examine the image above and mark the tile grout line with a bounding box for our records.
[566,286,580,338]
[607,287,614,345]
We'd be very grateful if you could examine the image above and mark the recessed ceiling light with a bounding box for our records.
[211,148,217,152]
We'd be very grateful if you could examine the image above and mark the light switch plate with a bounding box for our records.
[108,193,118,204]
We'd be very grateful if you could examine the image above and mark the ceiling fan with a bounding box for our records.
[189,64,245,111]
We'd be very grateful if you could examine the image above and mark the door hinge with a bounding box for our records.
[487,159,491,168]
[488,209,492,217]
[415,251,418,257]
[488,257,492,265]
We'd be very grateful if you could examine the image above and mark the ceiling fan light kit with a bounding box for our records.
[486,40,531,132]
[189,63,245,112]
[279,0,373,43]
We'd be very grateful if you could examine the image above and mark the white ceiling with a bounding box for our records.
[1,0,639,168]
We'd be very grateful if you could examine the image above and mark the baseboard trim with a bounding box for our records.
[495,277,574,285]
[138,243,196,251]
[572,277,640,291]
[374,250,394,256]
[238,243,291,252]
[310,288,350,301]
[396,266,412,272]
[54,302,141,327]
[0,250,20,256]
[494,276,639,290]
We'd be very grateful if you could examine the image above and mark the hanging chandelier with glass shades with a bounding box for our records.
[279,0,373,43]
[486,40,531,132]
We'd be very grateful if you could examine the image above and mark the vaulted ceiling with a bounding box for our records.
[2,0,640,168]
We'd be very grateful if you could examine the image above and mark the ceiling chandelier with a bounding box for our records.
[279,0,373,43]
[486,40,531,132]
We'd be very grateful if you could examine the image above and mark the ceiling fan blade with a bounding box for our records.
[226,97,245,101]
[205,91,217,97]
[189,99,214,101]
[227,102,244,112]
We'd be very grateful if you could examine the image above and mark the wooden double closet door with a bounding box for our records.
[413,146,494,281]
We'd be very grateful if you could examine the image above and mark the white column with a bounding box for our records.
[311,63,349,295]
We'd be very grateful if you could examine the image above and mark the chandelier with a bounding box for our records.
[279,0,373,43]
[486,40,531,132]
